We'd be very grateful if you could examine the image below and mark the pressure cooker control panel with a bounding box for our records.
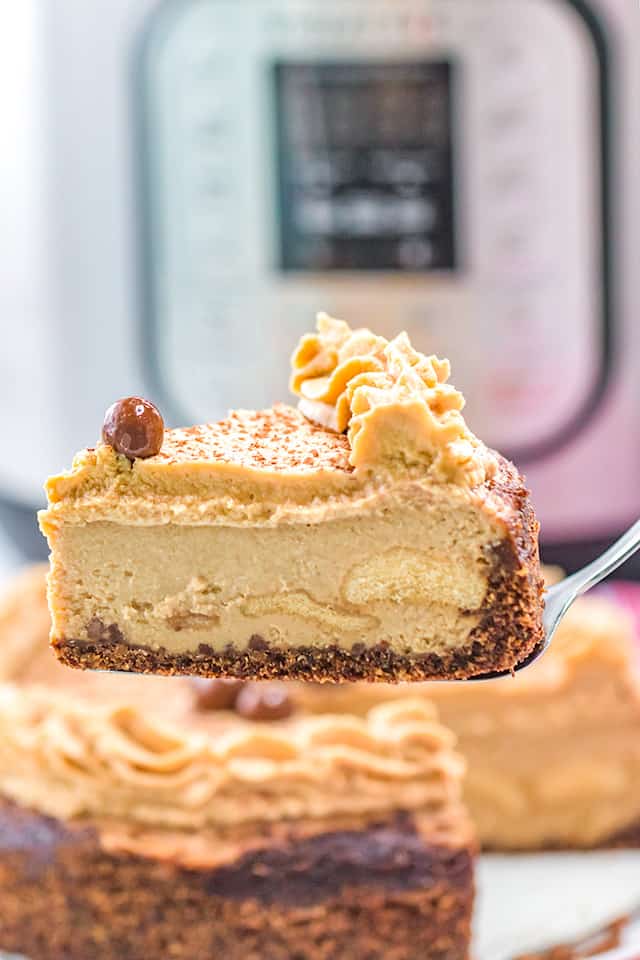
[138,0,609,461]
[274,60,456,273]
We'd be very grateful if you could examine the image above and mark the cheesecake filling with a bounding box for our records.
[48,487,500,658]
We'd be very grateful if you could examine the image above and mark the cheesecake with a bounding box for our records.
[39,314,544,681]
[294,578,640,850]
[432,591,640,849]
[0,566,474,960]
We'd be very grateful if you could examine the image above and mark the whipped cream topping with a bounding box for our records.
[291,313,496,486]
[0,689,462,829]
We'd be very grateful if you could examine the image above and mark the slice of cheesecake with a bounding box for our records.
[39,314,544,681]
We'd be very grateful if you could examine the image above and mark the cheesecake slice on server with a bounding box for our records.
[39,314,544,681]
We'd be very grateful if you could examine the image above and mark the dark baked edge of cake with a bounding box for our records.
[0,799,473,960]
[51,454,544,682]
[603,818,640,848]
[52,628,539,681]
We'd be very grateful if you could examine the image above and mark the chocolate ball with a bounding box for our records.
[102,397,164,460]
[191,678,245,711]
[235,683,294,722]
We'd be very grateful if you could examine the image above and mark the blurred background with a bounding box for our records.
[0,0,638,577]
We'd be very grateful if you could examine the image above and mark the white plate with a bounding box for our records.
[475,851,640,959]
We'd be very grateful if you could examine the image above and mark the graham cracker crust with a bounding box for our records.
[54,629,539,682]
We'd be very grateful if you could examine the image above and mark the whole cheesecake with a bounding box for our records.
[39,315,544,681]
[0,566,475,960]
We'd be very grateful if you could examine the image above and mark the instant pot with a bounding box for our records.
[0,0,638,568]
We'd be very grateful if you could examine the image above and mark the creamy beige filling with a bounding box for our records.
[49,494,499,656]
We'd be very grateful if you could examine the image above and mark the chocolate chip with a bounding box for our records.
[248,635,268,651]
[235,683,294,722]
[191,678,245,711]
[102,397,164,460]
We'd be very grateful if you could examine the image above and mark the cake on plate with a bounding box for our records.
[40,315,544,682]
[0,566,475,960]
[294,579,640,850]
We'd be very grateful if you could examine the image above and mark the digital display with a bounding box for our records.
[274,61,456,272]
